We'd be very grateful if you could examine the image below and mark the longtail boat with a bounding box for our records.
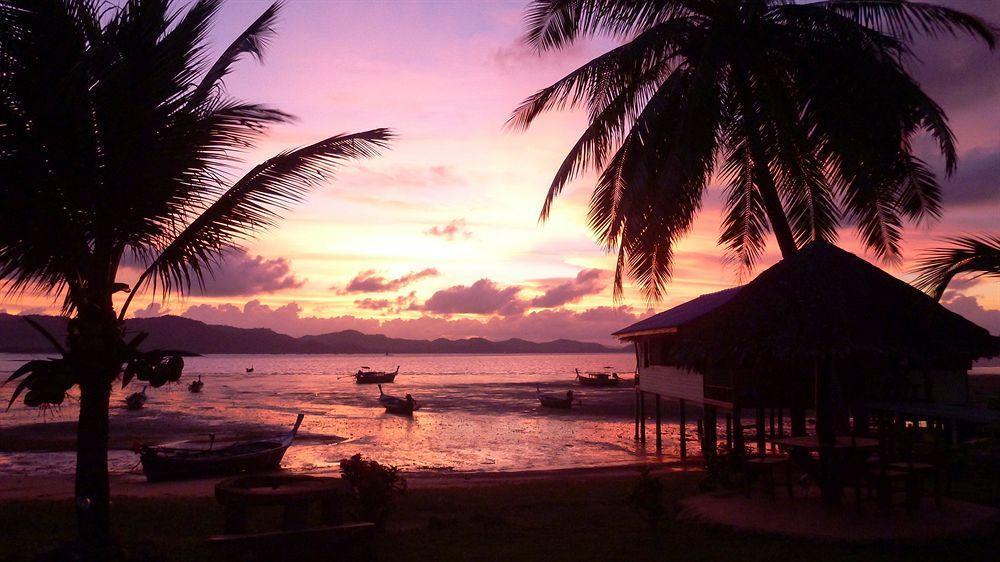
[354,366,398,384]
[187,375,204,393]
[575,368,621,387]
[378,384,419,416]
[537,387,575,409]
[138,414,304,482]
[124,386,148,410]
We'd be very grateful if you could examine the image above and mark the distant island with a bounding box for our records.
[0,313,627,355]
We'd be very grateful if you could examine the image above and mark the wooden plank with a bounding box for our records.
[679,399,687,462]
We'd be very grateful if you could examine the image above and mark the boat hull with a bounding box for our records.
[576,374,618,387]
[355,372,397,384]
[140,441,290,482]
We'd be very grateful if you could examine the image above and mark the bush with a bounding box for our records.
[626,466,665,528]
[339,454,407,530]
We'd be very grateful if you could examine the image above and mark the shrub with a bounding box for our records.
[626,466,665,527]
[339,454,407,530]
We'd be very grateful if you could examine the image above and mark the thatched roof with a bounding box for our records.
[618,241,1000,370]
[613,287,741,337]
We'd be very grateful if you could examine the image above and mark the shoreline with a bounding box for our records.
[0,461,693,502]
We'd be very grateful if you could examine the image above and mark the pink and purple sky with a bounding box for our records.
[2,0,998,345]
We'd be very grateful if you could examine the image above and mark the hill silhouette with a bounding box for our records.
[0,313,624,355]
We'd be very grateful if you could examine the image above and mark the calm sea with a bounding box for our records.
[0,353,685,476]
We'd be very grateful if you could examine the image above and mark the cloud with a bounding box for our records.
[344,164,463,188]
[940,147,1000,205]
[422,279,524,316]
[530,268,608,307]
[424,219,472,240]
[133,302,169,318]
[338,268,439,293]
[354,292,418,313]
[202,249,305,296]
[942,293,1000,335]
[177,299,643,345]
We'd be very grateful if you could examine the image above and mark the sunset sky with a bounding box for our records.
[2,0,997,345]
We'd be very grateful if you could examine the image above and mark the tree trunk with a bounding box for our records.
[747,135,798,259]
[69,304,122,553]
[76,378,112,548]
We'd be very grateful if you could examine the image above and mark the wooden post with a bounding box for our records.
[777,407,784,438]
[769,407,776,438]
[679,399,687,462]
[725,413,733,450]
[639,391,646,445]
[703,405,718,459]
[756,407,766,457]
[655,394,662,454]
[791,403,806,437]
[634,390,640,440]
[732,406,744,455]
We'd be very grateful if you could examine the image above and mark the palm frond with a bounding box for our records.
[912,234,1000,300]
[120,129,393,318]
[817,0,997,48]
[187,1,281,109]
[521,0,693,52]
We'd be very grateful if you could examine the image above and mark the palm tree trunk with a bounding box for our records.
[76,377,112,547]
[747,135,798,259]
[69,305,121,551]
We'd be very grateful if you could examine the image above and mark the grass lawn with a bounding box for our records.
[1,471,996,562]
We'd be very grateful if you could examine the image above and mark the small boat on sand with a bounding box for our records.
[355,366,398,384]
[537,387,575,409]
[187,375,204,393]
[378,384,418,416]
[138,414,304,482]
[575,368,622,387]
[125,386,148,410]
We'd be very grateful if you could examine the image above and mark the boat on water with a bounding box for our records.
[245,366,254,373]
[537,387,575,409]
[138,414,304,482]
[125,386,148,410]
[354,366,399,384]
[187,375,204,393]
[575,368,622,387]
[377,384,418,416]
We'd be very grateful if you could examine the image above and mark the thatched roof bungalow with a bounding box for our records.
[615,241,999,457]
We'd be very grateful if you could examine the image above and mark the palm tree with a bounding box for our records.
[0,0,390,550]
[913,234,1000,300]
[510,0,995,299]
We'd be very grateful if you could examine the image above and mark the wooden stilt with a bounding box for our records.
[634,391,640,440]
[777,407,784,438]
[725,413,733,450]
[756,407,766,457]
[732,406,744,456]
[639,391,646,445]
[679,399,687,462]
[769,408,776,438]
[703,405,718,459]
[655,394,662,454]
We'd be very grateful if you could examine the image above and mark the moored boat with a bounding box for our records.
[537,387,575,409]
[187,375,204,393]
[378,384,418,416]
[138,414,304,482]
[355,366,398,384]
[125,386,148,410]
[575,368,621,387]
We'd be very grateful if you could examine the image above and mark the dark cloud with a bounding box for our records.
[942,294,1000,335]
[424,219,472,241]
[530,269,608,307]
[422,279,525,316]
[941,147,1000,205]
[338,268,439,294]
[198,249,304,296]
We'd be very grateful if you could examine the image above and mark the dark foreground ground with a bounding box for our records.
[1,467,997,562]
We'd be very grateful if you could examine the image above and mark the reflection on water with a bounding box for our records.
[0,353,701,475]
